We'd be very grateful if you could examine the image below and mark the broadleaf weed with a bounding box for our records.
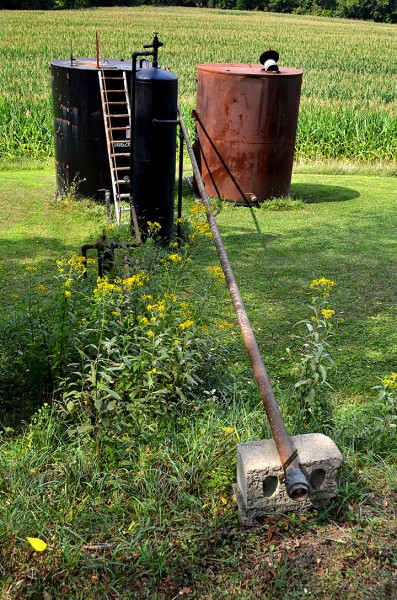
[292,277,337,430]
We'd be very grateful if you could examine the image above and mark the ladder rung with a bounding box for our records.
[105,114,129,118]
[115,167,130,171]
[109,126,129,131]
[105,89,125,93]
[116,181,128,185]
[108,102,128,105]
[118,194,131,199]
[102,75,124,80]
[111,152,130,157]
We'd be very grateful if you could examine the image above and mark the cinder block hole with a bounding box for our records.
[263,475,278,498]
[310,468,326,490]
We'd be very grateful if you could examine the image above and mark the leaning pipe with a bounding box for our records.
[178,105,309,502]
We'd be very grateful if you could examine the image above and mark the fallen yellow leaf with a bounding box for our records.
[26,537,47,552]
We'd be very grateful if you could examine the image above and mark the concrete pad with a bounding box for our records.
[235,433,343,525]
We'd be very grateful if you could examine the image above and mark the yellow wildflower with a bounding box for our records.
[120,273,149,290]
[383,373,397,388]
[65,290,72,298]
[25,266,37,272]
[179,319,194,330]
[94,275,121,297]
[218,321,234,330]
[164,292,177,302]
[193,222,210,235]
[168,253,183,263]
[35,285,46,293]
[190,204,203,215]
[147,331,154,338]
[147,221,161,231]
[321,309,335,320]
[310,278,335,289]
[207,266,225,280]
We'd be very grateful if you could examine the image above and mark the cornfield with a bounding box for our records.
[0,7,396,162]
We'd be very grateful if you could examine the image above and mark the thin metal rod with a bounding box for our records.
[130,198,142,245]
[96,31,100,70]
[177,126,184,244]
[177,105,309,501]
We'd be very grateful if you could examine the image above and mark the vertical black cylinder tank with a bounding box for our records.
[132,68,178,241]
[51,59,133,199]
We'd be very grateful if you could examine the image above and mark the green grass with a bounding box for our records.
[0,7,396,162]
[0,168,106,303]
[1,168,397,598]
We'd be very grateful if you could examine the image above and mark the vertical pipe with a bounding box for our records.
[177,127,184,244]
[96,31,100,70]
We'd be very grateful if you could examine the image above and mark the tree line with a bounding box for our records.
[1,0,396,24]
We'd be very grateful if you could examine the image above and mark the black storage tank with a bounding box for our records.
[51,58,133,199]
[132,68,178,241]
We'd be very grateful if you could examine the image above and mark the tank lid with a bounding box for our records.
[136,67,178,82]
[50,58,133,71]
[197,63,303,76]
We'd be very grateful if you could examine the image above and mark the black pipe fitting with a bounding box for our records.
[284,467,310,502]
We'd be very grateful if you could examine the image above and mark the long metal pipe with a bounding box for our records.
[177,105,310,501]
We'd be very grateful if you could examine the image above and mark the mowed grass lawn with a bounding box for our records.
[0,166,396,598]
[0,5,396,598]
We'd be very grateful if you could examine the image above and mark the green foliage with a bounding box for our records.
[0,206,224,444]
[291,277,336,430]
[336,0,397,21]
[259,196,305,210]
[0,0,395,21]
[373,373,397,431]
[54,0,91,7]
[2,168,397,596]
[58,251,213,442]
[0,8,396,162]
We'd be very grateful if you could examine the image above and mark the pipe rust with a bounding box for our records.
[178,105,309,502]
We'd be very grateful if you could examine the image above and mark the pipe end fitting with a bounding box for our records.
[284,468,310,502]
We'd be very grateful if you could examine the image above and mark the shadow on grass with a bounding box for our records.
[0,236,82,262]
[291,183,360,204]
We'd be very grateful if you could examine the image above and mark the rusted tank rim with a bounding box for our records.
[178,105,309,502]
[51,58,131,71]
[197,63,303,77]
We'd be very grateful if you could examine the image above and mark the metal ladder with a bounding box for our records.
[98,69,139,236]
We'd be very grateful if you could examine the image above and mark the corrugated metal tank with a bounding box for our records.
[195,63,303,203]
[50,58,132,199]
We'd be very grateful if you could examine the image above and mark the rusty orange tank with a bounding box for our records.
[195,63,303,203]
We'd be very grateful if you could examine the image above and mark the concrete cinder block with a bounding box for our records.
[234,433,343,525]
